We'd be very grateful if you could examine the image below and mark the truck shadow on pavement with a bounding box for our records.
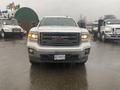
[0,37,27,44]
[30,64,88,90]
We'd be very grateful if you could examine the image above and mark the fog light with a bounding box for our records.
[28,32,38,41]
[81,33,90,41]
[85,48,90,55]
[28,48,34,54]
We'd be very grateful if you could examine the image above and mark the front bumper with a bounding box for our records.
[28,47,90,57]
[29,55,88,63]
[27,42,91,63]
[105,34,120,40]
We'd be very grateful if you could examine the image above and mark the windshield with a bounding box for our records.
[40,17,77,27]
[93,24,98,27]
[1,19,18,25]
[106,19,120,25]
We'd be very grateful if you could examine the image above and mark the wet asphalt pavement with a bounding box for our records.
[0,38,120,90]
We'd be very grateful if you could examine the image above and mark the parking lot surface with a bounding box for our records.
[0,39,120,90]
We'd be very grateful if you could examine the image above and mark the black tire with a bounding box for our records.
[76,56,88,65]
[93,31,98,41]
[0,31,2,38]
[19,34,24,39]
[101,33,106,42]
[30,60,38,65]
[1,30,6,39]
[29,55,38,65]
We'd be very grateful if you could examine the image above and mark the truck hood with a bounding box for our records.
[31,26,88,33]
[107,24,120,28]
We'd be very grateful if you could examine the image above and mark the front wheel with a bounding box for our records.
[29,55,38,65]
[19,33,24,39]
[1,30,6,39]
[76,56,88,65]
[101,33,106,42]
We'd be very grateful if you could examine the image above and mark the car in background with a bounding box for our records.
[27,16,91,64]
[0,18,25,39]
[98,19,120,41]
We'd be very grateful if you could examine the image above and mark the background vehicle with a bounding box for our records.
[96,15,120,41]
[97,19,120,42]
[27,16,91,64]
[0,18,25,39]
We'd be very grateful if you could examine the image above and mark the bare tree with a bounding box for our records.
[77,15,86,28]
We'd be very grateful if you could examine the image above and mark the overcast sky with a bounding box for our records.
[0,0,120,21]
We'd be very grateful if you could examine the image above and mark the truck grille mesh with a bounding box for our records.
[39,32,80,46]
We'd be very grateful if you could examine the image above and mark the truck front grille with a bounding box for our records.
[39,32,80,46]
[12,28,21,32]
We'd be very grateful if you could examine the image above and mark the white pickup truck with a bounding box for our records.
[0,18,25,39]
[27,16,91,64]
[98,19,120,41]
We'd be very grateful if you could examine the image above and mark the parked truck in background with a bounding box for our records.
[97,15,120,41]
[0,18,25,39]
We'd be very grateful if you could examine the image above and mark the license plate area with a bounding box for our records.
[54,55,65,60]
[13,29,21,32]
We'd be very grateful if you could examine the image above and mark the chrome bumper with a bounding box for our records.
[105,34,120,40]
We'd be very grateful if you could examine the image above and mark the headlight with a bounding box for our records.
[104,28,112,33]
[28,32,38,41]
[105,31,112,33]
[81,34,90,41]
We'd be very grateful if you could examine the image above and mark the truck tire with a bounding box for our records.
[76,56,88,65]
[81,56,88,64]
[19,33,24,39]
[101,33,106,42]
[0,31,2,38]
[29,55,38,65]
[1,30,6,39]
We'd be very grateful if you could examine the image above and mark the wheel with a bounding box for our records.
[93,31,97,40]
[19,34,24,39]
[1,30,6,39]
[81,56,88,64]
[0,31,2,38]
[30,60,38,65]
[29,55,38,65]
[101,33,106,42]
[76,56,88,65]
